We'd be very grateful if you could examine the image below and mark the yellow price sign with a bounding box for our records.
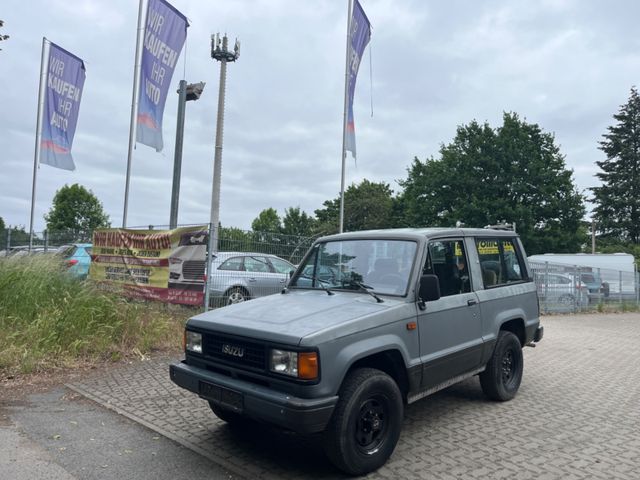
[477,240,515,255]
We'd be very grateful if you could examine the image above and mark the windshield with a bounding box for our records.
[290,239,417,296]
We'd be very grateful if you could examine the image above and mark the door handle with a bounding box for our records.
[467,299,477,306]
[248,277,256,282]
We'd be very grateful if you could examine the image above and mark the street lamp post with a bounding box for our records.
[204,33,239,311]
[170,80,205,229]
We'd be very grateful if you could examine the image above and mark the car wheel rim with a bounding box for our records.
[501,349,515,385]
[355,396,388,455]
[228,292,245,304]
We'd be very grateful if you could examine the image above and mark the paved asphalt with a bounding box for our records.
[0,389,236,480]
[2,312,640,479]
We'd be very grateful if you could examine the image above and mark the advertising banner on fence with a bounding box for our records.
[41,42,86,171]
[89,225,207,305]
[136,0,188,152]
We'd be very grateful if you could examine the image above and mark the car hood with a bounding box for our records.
[188,289,403,346]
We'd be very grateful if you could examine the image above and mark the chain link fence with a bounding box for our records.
[0,225,316,261]
[0,224,318,308]
[3,226,638,313]
[529,260,640,313]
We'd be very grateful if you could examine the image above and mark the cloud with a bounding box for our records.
[2,0,640,234]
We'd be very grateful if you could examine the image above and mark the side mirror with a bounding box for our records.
[419,274,441,302]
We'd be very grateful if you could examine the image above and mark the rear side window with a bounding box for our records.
[269,257,294,274]
[581,273,595,283]
[219,257,243,271]
[476,238,526,288]
[244,256,270,273]
[58,245,76,258]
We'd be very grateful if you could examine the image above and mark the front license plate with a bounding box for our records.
[199,381,244,412]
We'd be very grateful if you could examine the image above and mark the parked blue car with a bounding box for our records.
[58,243,92,279]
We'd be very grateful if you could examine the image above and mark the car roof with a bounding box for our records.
[318,227,519,243]
[214,251,289,260]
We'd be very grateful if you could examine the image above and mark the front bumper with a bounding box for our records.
[169,361,337,434]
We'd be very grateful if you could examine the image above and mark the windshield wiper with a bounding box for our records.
[343,279,384,303]
[297,274,335,295]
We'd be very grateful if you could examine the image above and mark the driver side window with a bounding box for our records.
[424,239,470,297]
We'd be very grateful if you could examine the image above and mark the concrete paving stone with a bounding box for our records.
[66,313,640,480]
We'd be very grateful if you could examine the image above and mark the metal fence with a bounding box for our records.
[529,260,640,314]
[0,224,318,309]
[0,225,316,261]
[4,227,638,313]
[0,229,92,255]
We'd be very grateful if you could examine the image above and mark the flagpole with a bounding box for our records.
[122,0,146,228]
[29,37,49,251]
[339,0,353,234]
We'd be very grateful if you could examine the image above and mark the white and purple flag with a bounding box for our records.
[345,0,371,158]
[41,42,86,171]
[136,0,188,152]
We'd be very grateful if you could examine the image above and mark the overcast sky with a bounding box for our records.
[2,0,640,233]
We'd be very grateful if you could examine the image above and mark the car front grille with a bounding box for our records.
[202,332,266,371]
[183,260,206,280]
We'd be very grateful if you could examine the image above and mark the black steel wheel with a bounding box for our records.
[323,368,403,476]
[480,330,523,401]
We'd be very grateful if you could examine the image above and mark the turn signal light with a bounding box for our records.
[298,352,318,380]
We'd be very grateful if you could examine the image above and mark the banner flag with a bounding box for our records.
[41,42,86,171]
[89,225,208,306]
[345,0,371,158]
[136,0,188,152]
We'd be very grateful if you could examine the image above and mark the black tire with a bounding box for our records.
[480,331,523,401]
[225,287,249,305]
[208,401,248,425]
[323,368,403,476]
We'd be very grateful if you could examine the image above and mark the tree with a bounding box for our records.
[219,226,253,252]
[4,225,30,246]
[398,113,586,254]
[314,179,395,235]
[592,87,640,243]
[251,207,282,233]
[0,20,9,51]
[281,207,315,238]
[44,184,110,236]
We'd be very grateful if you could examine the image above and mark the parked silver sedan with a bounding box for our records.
[534,272,589,310]
[209,252,295,306]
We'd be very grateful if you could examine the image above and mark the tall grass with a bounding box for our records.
[0,255,191,374]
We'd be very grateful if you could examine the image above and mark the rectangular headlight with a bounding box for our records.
[270,349,298,377]
[185,331,202,353]
[269,349,318,380]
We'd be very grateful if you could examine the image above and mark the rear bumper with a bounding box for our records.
[534,325,544,342]
[169,361,337,434]
[525,323,544,344]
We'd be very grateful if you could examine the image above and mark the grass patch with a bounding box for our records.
[0,255,194,376]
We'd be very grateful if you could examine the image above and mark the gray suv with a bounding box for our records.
[170,228,543,475]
